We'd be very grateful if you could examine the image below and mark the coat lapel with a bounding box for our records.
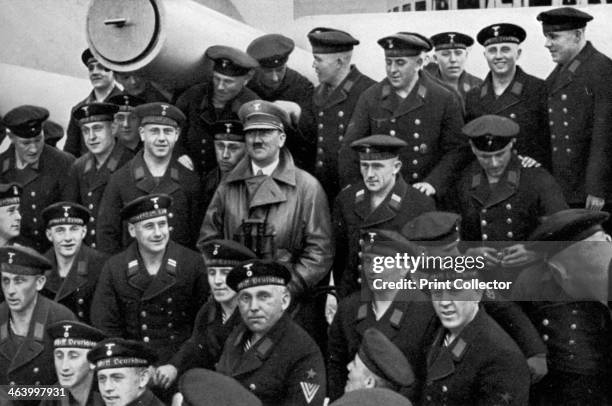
[361,177,407,228]
[393,80,427,118]
[0,306,13,362]
[132,153,181,195]
[7,297,48,373]
[470,158,520,209]
[141,246,178,301]
[55,251,89,302]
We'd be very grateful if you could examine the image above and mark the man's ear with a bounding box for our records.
[35,275,46,291]
[138,127,145,142]
[127,223,136,239]
[46,229,53,243]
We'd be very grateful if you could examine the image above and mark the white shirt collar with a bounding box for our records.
[251,157,279,176]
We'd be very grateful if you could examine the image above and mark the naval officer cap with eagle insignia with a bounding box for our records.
[0,245,52,275]
[133,102,186,129]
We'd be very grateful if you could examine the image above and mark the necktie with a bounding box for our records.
[243,337,253,352]
[443,333,453,347]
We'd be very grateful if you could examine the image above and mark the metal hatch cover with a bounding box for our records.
[87,0,158,64]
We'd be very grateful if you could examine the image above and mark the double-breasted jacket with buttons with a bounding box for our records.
[465,66,551,170]
[216,313,326,406]
[327,288,438,403]
[63,142,134,248]
[545,41,612,205]
[307,65,375,201]
[90,241,208,364]
[41,244,108,324]
[338,73,468,198]
[454,155,567,244]
[333,175,435,297]
[422,308,530,406]
[0,296,76,387]
[96,151,203,254]
[513,260,612,376]
[0,145,75,253]
[175,81,259,176]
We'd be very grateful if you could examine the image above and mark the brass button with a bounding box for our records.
[413,146,419,152]
[542,319,549,326]
[507,231,513,238]
[143,336,150,343]
[201,139,206,144]
[90,230,96,235]
[317,136,323,142]
[413,133,420,139]
[571,309,578,315]
[412,159,418,165]
[318,124,323,129]
[563,108,568,113]
[357,277,362,284]
[338,124,344,130]
[77,298,84,305]
[32,204,36,209]
[561,94,567,100]
[88,204,94,210]
[87,192,92,197]
[390,118,396,123]
[563,121,568,127]
[566,148,572,153]
[78,311,84,318]
[569,339,575,345]
[548,108,553,113]
[509,113,516,119]
[482,234,488,241]
[505,204,512,210]
[549,121,554,126]
[316,161,323,168]
[553,147,558,152]
[542,334,549,341]
[31,191,36,197]
[142,324,147,330]
[141,311,147,317]
[338,111,344,117]
[318,111,323,117]
[415,119,421,125]
[412,173,418,179]
[90,217,95,222]
[570,323,576,330]
[338,136,344,142]
[167,297,173,304]
[442,385,448,393]
[389,130,396,136]
[168,322,173,328]
[33,367,39,374]
[481,220,487,226]
[506,218,512,224]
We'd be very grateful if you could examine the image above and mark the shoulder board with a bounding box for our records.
[167,258,177,275]
[389,193,401,210]
[389,308,403,327]
[511,81,523,96]
[256,337,274,358]
[127,259,139,277]
[77,261,88,276]
[355,189,365,203]
[417,85,427,99]
[451,337,467,360]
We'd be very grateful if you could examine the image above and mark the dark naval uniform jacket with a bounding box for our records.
[41,245,109,323]
[64,86,123,158]
[308,65,375,201]
[63,142,135,248]
[424,63,483,108]
[333,176,435,297]
[545,41,612,205]
[422,308,530,406]
[249,67,316,172]
[216,313,326,406]
[175,81,259,175]
[96,151,203,254]
[0,145,75,253]
[201,167,223,213]
[124,389,164,406]
[338,73,468,197]
[327,289,438,402]
[169,298,242,374]
[0,296,76,387]
[454,155,567,244]
[466,66,551,169]
[90,241,209,364]
[513,261,612,377]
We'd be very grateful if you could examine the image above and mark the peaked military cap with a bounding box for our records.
[226,260,291,292]
[42,120,64,145]
[378,32,432,57]
[201,239,257,267]
[73,102,119,124]
[133,102,185,128]
[247,34,295,68]
[528,209,609,255]
[48,320,107,349]
[351,134,407,161]
[88,338,157,371]
[463,114,519,152]
[330,388,412,406]
[120,194,173,223]
[42,202,91,228]
[180,369,262,406]
[239,100,289,132]
[358,328,414,387]
[0,183,21,207]
[307,27,360,54]
[431,32,474,50]
[206,45,259,77]
[537,7,593,33]
[81,48,96,67]
[477,23,526,46]
[402,212,461,246]
[2,105,49,138]
[212,120,245,142]
[0,245,52,275]
[108,94,147,112]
